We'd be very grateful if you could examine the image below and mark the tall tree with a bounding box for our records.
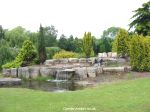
[93,37,100,55]
[43,25,58,47]
[129,1,150,36]
[102,27,120,39]
[5,26,29,48]
[115,29,129,57]
[82,32,93,58]
[58,34,68,50]
[100,27,120,53]
[0,25,5,40]
[38,25,47,64]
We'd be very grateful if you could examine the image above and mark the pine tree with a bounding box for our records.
[115,29,129,57]
[129,1,150,36]
[82,32,93,58]
[38,24,47,64]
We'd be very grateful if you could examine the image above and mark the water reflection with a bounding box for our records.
[0,80,84,92]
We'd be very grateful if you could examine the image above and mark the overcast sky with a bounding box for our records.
[0,0,149,38]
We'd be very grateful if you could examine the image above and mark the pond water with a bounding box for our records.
[1,72,149,92]
[0,80,85,92]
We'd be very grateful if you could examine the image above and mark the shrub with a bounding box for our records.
[130,35,150,71]
[115,29,130,57]
[46,47,61,59]
[2,40,37,68]
[53,51,78,59]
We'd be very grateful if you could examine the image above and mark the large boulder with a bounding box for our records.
[40,67,52,77]
[53,59,60,64]
[102,52,107,58]
[10,68,18,77]
[59,58,69,64]
[2,69,11,77]
[112,52,117,58]
[107,52,112,58]
[87,67,96,78]
[68,58,79,63]
[95,66,103,74]
[74,67,88,79]
[45,60,54,65]
[103,67,125,72]
[98,53,103,58]
[79,58,87,63]
[18,67,30,79]
[29,67,40,78]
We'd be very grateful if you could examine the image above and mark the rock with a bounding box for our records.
[102,52,107,58]
[2,69,11,77]
[45,60,54,65]
[107,52,112,58]
[29,67,40,78]
[0,78,21,85]
[112,52,117,58]
[87,67,96,78]
[53,59,60,64]
[10,68,18,77]
[96,66,103,74]
[103,67,125,72]
[18,67,30,79]
[89,57,96,64]
[124,66,132,72]
[98,53,103,58]
[59,58,69,64]
[68,58,79,63]
[40,67,51,77]
[79,58,87,63]
[74,67,88,79]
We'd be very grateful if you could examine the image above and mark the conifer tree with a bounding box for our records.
[38,24,47,64]
[82,32,93,58]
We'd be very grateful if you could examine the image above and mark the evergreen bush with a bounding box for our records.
[2,40,36,68]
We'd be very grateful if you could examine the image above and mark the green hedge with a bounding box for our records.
[53,50,78,59]
[130,35,150,71]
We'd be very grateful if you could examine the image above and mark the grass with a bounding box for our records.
[0,78,150,112]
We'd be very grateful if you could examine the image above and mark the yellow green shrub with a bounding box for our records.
[130,35,150,71]
[53,51,78,59]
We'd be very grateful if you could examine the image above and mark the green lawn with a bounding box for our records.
[0,78,150,112]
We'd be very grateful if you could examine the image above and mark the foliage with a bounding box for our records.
[2,40,36,68]
[0,25,5,40]
[58,34,68,50]
[28,32,38,47]
[0,78,150,112]
[130,35,150,71]
[5,26,29,48]
[129,1,150,36]
[43,25,58,47]
[99,37,113,53]
[0,40,15,69]
[99,27,119,53]
[58,35,83,53]
[53,50,78,59]
[46,47,61,59]
[82,32,94,58]
[37,25,47,64]
[101,27,120,39]
[114,29,129,57]
[93,37,100,55]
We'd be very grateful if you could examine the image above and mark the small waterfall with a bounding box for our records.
[55,69,75,81]
[56,69,67,81]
